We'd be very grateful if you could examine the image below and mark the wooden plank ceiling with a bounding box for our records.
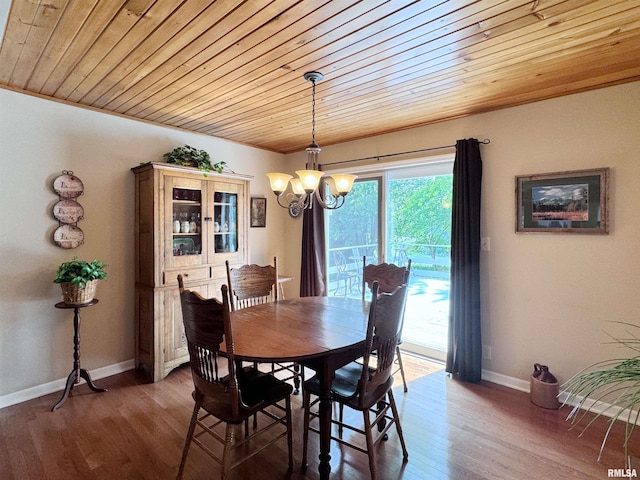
[1,0,639,154]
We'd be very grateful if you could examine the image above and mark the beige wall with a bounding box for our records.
[1,80,639,405]
[284,81,640,387]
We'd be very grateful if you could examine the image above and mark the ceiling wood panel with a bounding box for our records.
[1,0,639,154]
[107,0,310,117]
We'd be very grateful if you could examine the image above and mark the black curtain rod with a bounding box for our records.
[319,138,490,168]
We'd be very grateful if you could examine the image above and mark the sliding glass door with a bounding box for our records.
[325,162,452,361]
[325,177,381,297]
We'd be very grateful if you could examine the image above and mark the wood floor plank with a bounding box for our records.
[0,354,636,479]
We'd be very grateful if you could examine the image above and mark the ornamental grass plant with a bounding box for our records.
[562,322,640,461]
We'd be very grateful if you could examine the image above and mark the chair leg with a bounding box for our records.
[176,397,202,480]
[293,363,301,395]
[396,346,408,393]
[388,390,409,461]
[302,390,311,468]
[285,395,294,470]
[333,277,342,295]
[363,408,378,480]
[376,400,387,435]
[338,403,344,439]
[221,423,234,480]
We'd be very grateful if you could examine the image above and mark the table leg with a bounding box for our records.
[317,362,333,480]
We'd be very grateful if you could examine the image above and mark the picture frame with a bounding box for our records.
[516,167,609,234]
[250,197,267,228]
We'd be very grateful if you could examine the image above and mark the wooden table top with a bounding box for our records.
[229,296,369,363]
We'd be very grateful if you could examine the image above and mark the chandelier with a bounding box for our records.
[267,71,357,217]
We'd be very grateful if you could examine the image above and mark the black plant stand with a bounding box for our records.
[52,299,107,411]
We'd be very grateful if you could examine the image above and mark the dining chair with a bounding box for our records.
[225,257,302,394]
[302,281,409,480]
[333,250,360,296]
[361,256,412,392]
[176,275,293,480]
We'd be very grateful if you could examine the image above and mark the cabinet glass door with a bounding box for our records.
[213,191,238,253]
[165,177,206,267]
[171,187,202,257]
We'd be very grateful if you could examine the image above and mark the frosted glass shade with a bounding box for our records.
[290,178,306,196]
[295,170,324,193]
[266,173,292,194]
[330,174,357,194]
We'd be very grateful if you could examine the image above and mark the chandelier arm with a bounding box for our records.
[314,188,344,209]
[313,187,326,208]
[287,192,309,208]
[322,195,345,210]
[275,193,294,209]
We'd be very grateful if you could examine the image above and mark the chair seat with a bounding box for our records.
[304,362,393,410]
[200,368,293,424]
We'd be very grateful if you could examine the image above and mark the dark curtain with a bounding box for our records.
[446,138,483,382]
[300,196,327,297]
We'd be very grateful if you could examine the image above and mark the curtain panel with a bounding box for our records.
[446,138,483,382]
[300,197,327,297]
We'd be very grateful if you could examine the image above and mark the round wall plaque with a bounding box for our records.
[53,199,84,224]
[53,225,84,249]
[53,172,84,198]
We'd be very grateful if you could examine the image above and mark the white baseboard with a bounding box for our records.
[482,368,531,393]
[0,359,135,410]
[0,361,623,423]
[481,368,626,421]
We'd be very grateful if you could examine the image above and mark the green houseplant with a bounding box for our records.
[562,322,640,461]
[54,258,107,305]
[162,145,226,174]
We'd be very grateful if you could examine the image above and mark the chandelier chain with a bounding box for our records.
[311,80,316,146]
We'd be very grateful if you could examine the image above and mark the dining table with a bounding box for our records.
[229,295,370,480]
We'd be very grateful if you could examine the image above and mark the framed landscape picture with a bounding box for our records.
[516,168,609,234]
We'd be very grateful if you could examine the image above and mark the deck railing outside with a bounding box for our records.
[327,243,451,296]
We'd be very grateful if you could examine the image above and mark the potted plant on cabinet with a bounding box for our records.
[162,145,226,174]
[54,258,107,305]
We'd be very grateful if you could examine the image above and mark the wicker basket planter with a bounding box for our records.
[54,258,107,305]
[60,279,99,305]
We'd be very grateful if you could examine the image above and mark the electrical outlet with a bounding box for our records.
[482,345,492,360]
[481,237,491,251]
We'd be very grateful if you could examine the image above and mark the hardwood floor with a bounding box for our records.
[0,354,636,479]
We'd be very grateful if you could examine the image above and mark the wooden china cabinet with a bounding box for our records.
[131,162,251,381]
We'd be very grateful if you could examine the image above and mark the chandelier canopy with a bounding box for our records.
[267,71,356,217]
